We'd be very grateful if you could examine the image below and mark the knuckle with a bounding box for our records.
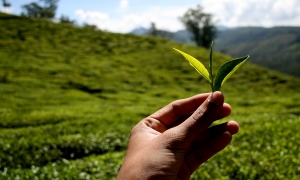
[192,106,207,121]
[171,100,184,117]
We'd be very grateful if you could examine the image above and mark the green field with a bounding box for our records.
[0,13,300,179]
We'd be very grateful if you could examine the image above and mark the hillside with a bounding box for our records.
[214,26,300,77]
[1,12,300,179]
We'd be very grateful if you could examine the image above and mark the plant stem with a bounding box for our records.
[209,41,214,92]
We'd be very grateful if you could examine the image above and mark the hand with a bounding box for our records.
[117,91,239,180]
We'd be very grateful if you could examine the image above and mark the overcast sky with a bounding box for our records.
[2,0,300,33]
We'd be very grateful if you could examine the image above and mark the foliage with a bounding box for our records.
[1,13,300,179]
[21,0,59,20]
[148,22,158,36]
[1,152,125,180]
[2,0,10,7]
[174,43,249,91]
[179,5,217,48]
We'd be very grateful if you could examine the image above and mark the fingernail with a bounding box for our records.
[208,91,223,106]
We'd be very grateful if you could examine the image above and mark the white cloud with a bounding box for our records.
[75,9,109,21]
[119,0,129,10]
[1,6,12,14]
[75,6,187,33]
[74,0,300,33]
[201,0,300,27]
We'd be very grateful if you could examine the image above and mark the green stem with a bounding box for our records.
[209,41,214,92]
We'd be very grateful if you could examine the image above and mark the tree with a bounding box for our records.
[179,5,217,48]
[149,22,158,36]
[39,0,58,19]
[148,22,174,39]
[2,0,11,7]
[21,2,43,18]
[21,0,59,20]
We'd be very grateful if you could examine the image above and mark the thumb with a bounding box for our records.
[177,91,224,144]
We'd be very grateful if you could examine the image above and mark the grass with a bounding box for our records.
[0,12,300,179]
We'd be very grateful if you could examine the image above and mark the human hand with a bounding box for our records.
[117,91,239,180]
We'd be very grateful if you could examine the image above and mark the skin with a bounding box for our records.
[117,91,239,180]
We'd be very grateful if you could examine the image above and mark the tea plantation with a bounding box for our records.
[0,13,300,179]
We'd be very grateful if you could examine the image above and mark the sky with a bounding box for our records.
[2,0,300,33]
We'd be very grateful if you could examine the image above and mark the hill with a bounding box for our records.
[1,12,300,179]
[214,26,300,78]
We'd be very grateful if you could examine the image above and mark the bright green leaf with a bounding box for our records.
[213,55,250,91]
[173,48,211,83]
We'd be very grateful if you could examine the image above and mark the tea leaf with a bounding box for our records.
[213,55,250,91]
[173,48,211,83]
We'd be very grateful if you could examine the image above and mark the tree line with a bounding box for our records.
[2,0,217,48]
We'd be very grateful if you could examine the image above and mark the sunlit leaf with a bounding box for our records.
[213,55,250,91]
[173,48,211,83]
[174,42,249,92]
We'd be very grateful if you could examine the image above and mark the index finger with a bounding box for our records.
[149,93,211,127]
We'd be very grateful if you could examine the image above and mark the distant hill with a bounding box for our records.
[130,27,148,35]
[130,26,300,77]
[214,27,300,78]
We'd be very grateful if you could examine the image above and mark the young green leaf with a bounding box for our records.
[213,55,250,91]
[173,48,211,83]
[174,42,249,92]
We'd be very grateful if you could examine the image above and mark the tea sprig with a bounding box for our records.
[174,42,250,92]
